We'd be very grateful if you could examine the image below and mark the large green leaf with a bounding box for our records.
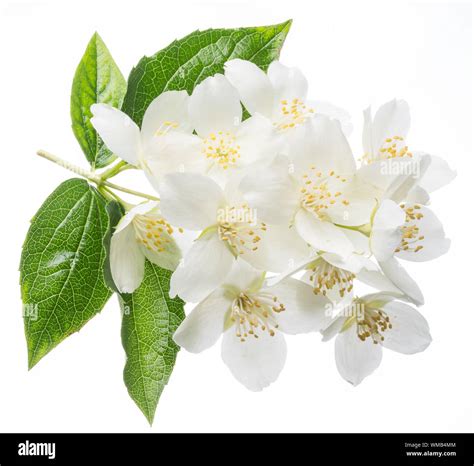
[71,32,127,169]
[20,178,113,368]
[119,261,185,424]
[122,20,292,126]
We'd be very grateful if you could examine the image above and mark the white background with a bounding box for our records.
[0,0,472,433]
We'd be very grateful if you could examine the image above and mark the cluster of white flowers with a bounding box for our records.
[91,59,455,391]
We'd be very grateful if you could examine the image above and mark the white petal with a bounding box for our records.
[221,328,287,391]
[268,61,308,101]
[90,103,141,165]
[240,155,299,224]
[382,301,432,354]
[371,99,410,153]
[291,116,356,176]
[144,131,207,180]
[239,224,311,273]
[188,74,242,137]
[335,325,383,386]
[170,232,234,302]
[419,154,456,193]
[221,258,263,293]
[311,100,352,135]
[173,289,230,353]
[370,200,406,262]
[294,209,354,258]
[110,222,145,293]
[265,278,331,334]
[141,90,192,142]
[224,59,274,117]
[159,173,225,230]
[140,232,181,272]
[379,257,424,306]
[396,204,450,262]
[357,268,406,296]
[235,114,276,165]
[362,106,373,155]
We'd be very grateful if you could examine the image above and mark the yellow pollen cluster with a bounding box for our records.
[133,214,175,253]
[218,206,267,256]
[230,292,286,342]
[308,258,355,298]
[395,204,425,254]
[276,98,315,130]
[202,131,241,169]
[300,168,349,220]
[155,120,179,136]
[356,306,392,344]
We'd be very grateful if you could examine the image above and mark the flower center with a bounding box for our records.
[395,203,425,254]
[355,306,392,344]
[133,214,178,253]
[363,135,413,164]
[217,205,267,256]
[276,98,315,131]
[202,131,241,170]
[299,168,350,220]
[307,258,355,298]
[229,292,285,342]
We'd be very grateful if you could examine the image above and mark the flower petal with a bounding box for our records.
[173,289,230,353]
[370,99,410,154]
[141,90,192,142]
[221,258,264,293]
[265,278,332,334]
[335,325,383,386]
[370,200,406,262]
[239,224,311,273]
[159,173,225,230]
[144,131,207,181]
[221,328,287,391]
[110,222,145,293]
[224,59,274,117]
[381,301,432,354]
[90,103,141,165]
[235,114,276,165]
[396,204,450,262]
[268,61,308,102]
[188,74,242,137]
[294,209,354,258]
[240,155,299,225]
[170,232,234,302]
[291,116,356,176]
[379,257,424,306]
[419,154,456,193]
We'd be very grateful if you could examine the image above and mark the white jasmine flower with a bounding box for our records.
[174,259,331,391]
[240,115,376,259]
[359,99,456,201]
[158,172,310,302]
[90,90,192,177]
[224,59,351,138]
[149,74,276,186]
[368,199,450,305]
[110,201,181,293]
[322,292,432,386]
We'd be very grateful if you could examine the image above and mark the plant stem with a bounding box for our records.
[36,150,159,202]
[100,160,134,180]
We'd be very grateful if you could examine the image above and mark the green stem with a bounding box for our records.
[100,160,134,180]
[36,150,159,202]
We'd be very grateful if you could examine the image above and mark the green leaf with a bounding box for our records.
[20,179,113,369]
[119,261,185,424]
[122,20,292,126]
[71,32,127,169]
